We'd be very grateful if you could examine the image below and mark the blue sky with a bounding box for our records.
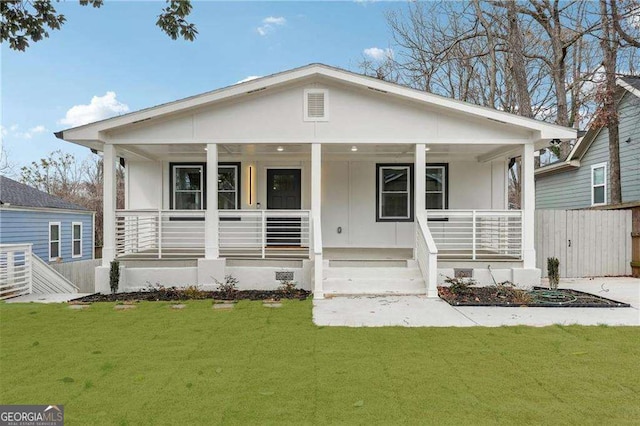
[1,1,403,171]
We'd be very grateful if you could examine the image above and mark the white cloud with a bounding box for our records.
[363,47,393,61]
[235,76,262,84]
[5,124,48,139]
[257,16,286,36]
[59,91,129,128]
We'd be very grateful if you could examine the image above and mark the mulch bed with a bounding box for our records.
[438,286,630,308]
[73,288,310,303]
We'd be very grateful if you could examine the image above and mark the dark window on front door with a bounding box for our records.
[266,169,302,246]
[266,169,302,210]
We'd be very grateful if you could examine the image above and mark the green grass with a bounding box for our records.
[1,300,639,425]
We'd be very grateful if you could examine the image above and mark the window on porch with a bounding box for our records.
[426,164,448,210]
[169,162,241,210]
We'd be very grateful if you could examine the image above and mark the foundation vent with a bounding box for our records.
[454,268,473,279]
[275,271,294,282]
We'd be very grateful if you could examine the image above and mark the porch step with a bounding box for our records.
[322,262,425,296]
[328,259,409,268]
[323,277,425,296]
[323,266,422,279]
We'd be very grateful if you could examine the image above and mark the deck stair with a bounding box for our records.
[32,255,79,294]
[323,259,426,296]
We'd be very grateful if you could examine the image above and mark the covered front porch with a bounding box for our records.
[101,140,536,297]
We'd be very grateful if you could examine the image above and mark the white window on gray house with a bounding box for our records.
[72,222,82,258]
[304,89,329,121]
[172,165,204,210]
[591,163,607,206]
[377,164,413,222]
[49,222,61,261]
[426,165,448,210]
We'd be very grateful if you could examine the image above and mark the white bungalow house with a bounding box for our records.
[55,64,575,298]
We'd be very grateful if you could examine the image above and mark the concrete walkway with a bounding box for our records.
[313,277,640,327]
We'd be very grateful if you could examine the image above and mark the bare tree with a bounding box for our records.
[20,150,124,248]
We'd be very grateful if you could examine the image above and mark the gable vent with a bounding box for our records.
[304,89,329,121]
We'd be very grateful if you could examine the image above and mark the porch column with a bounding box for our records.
[414,144,426,258]
[521,142,536,268]
[205,143,219,259]
[311,143,322,214]
[311,143,323,298]
[102,144,116,266]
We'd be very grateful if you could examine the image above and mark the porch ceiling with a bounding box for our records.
[117,143,514,162]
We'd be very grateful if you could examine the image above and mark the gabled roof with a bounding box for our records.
[56,63,575,146]
[536,75,640,177]
[0,175,88,211]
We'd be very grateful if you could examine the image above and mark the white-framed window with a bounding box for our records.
[426,164,448,210]
[72,222,83,258]
[172,164,204,210]
[591,162,607,206]
[303,89,329,122]
[377,164,413,222]
[49,222,61,261]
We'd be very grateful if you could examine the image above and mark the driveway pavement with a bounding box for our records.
[313,277,640,327]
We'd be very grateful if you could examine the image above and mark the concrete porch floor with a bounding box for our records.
[313,277,640,327]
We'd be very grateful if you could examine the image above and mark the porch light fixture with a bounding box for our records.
[424,147,431,151]
[248,166,253,205]
[277,146,284,152]
[350,146,358,152]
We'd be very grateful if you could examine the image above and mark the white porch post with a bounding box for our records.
[414,144,426,256]
[311,143,323,298]
[311,143,322,214]
[205,143,219,259]
[521,142,536,268]
[102,144,116,267]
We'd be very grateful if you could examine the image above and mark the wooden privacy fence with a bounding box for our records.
[51,259,101,293]
[535,210,632,278]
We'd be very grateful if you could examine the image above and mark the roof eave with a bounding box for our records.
[535,159,581,177]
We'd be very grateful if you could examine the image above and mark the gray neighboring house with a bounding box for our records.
[536,76,640,209]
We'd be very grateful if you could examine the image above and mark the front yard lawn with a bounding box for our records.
[1,300,638,424]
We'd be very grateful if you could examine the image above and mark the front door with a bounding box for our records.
[266,169,302,246]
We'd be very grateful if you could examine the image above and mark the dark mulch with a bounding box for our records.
[438,286,630,308]
[74,288,310,303]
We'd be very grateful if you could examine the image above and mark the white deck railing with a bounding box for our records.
[116,209,205,259]
[219,210,310,259]
[115,209,311,260]
[425,210,523,260]
[0,244,32,299]
[416,214,438,297]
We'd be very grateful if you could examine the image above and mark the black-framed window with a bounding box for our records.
[169,162,241,210]
[426,163,449,210]
[376,164,414,222]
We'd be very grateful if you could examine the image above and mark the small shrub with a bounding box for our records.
[444,276,476,295]
[109,260,120,294]
[547,257,560,289]
[183,285,206,300]
[215,274,239,299]
[277,279,298,296]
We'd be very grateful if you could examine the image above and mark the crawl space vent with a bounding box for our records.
[275,271,294,282]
